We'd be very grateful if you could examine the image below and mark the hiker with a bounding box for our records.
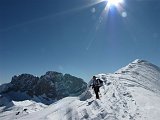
[90,76,103,99]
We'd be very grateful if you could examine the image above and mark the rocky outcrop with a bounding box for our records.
[0,71,87,103]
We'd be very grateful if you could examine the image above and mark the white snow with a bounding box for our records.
[0,59,160,120]
[128,87,160,120]
[0,100,47,120]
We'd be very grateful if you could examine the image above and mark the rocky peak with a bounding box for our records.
[132,59,148,64]
[0,71,87,104]
[40,71,63,82]
[11,74,39,92]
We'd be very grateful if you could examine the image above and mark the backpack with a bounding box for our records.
[98,79,103,87]
[93,79,103,87]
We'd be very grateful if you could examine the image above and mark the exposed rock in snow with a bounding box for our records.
[0,99,47,120]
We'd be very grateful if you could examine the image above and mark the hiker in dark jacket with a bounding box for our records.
[90,76,103,99]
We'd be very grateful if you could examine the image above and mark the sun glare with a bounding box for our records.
[106,0,124,7]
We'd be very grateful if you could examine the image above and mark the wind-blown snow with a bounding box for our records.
[1,59,160,120]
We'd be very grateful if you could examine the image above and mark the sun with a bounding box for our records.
[106,0,124,7]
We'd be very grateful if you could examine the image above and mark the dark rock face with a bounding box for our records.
[0,71,87,103]
[63,74,87,95]
[35,71,87,100]
[11,74,39,92]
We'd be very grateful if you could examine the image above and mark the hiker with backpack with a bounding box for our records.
[90,76,103,99]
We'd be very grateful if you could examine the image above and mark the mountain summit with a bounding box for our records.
[0,59,160,120]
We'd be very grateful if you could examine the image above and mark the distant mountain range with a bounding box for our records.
[0,71,87,105]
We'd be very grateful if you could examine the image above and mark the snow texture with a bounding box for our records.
[0,59,160,120]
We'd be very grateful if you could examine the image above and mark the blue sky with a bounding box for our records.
[0,0,160,83]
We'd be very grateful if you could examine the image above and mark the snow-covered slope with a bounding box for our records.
[0,100,47,120]
[115,59,160,93]
[1,59,160,120]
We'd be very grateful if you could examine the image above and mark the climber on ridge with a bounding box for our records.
[90,76,103,99]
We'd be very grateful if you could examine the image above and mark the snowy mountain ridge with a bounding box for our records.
[1,59,160,120]
[115,59,160,93]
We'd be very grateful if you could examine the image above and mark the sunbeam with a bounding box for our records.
[0,0,105,32]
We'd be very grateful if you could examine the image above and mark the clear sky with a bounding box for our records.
[0,0,160,84]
